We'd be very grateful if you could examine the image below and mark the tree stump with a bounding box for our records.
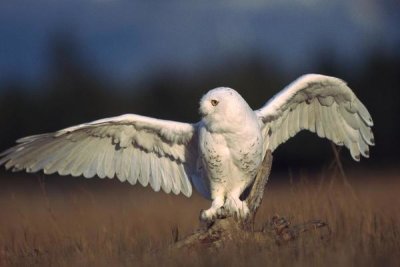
[170,150,330,250]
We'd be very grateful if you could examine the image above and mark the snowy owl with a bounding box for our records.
[0,74,374,222]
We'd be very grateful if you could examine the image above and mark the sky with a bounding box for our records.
[0,0,399,87]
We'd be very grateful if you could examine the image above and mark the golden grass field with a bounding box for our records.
[0,169,399,267]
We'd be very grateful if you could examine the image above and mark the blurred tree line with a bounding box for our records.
[0,35,399,173]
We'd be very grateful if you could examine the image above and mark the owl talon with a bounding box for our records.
[200,208,218,222]
[216,207,228,218]
[224,197,250,220]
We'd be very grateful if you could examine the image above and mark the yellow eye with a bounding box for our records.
[211,99,219,106]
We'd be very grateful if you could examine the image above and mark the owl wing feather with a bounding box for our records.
[0,114,206,197]
[256,74,374,161]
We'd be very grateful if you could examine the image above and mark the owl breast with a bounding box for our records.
[235,134,263,178]
[198,125,263,197]
[199,130,229,184]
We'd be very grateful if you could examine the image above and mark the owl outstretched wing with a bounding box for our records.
[256,74,374,161]
[0,114,206,197]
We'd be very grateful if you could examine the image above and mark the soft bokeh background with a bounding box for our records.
[1,0,399,174]
[0,0,399,170]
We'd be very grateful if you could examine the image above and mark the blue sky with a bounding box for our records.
[0,0,399,86]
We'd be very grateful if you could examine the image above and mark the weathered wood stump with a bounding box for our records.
[170,151,331,250]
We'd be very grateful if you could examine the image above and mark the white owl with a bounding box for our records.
[0,74,374,222]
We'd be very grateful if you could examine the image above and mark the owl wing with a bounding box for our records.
[256,74,374,161]
[0,114,205,197]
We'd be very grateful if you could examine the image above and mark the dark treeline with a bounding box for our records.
[0,36,399,173]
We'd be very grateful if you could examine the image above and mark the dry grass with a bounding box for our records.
[0,169,399,267]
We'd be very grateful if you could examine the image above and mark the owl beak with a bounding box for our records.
[199,105,208,117]
[199,108,206,117]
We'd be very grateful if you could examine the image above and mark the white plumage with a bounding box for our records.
[0,74,374,221]
[256,74,374,161]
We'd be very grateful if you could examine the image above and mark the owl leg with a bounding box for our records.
[224,188,250,219]
[200,195,224,222]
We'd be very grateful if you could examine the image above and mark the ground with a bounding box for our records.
[0,169,399,266]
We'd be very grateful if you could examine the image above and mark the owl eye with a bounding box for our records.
[211,99,219,106]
